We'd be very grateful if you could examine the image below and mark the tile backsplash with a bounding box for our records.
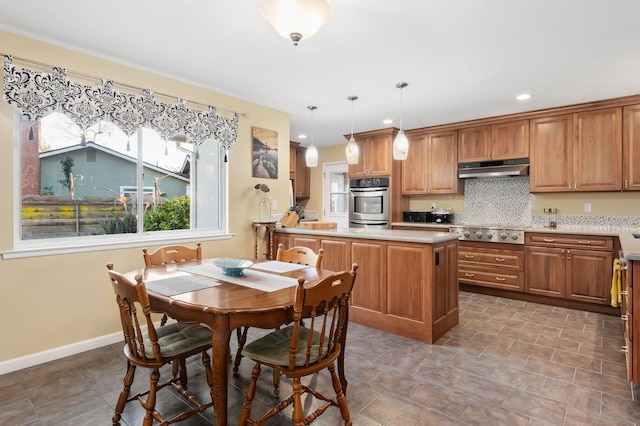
[455,177,640,229]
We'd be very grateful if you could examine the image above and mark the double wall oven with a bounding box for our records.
[349,177,389,228]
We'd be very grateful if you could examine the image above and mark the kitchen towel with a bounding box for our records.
[611,258,621,308]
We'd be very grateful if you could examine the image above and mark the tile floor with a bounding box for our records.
[2,291,640,425]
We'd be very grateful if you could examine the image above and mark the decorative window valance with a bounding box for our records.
[2,55,241,161]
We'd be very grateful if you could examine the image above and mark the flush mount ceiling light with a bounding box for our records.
[516,93,532,101]
[305,105,319,167]
[345,95,359,165]
[392,82,409,160]
[259,0,334,46]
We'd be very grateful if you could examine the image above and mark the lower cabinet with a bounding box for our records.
[458,241,525,291]
[621,259,635,383]
[274,231,459,343]
[525,233,613,305]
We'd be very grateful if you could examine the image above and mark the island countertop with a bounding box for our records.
[275,226,459,244]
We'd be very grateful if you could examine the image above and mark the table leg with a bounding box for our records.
[338,305,349,394]
[211,316,231,426]
[253,225,259,259]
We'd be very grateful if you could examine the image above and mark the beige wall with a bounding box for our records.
[0,31,291,363]
[304,144,348,218]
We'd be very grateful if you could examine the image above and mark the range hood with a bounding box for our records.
[458,158,529,179]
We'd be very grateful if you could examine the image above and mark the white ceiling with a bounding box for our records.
[1,0,640,149]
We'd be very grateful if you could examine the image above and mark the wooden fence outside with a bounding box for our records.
[21,196,128,240]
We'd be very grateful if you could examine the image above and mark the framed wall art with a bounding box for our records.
[251,127,278,179]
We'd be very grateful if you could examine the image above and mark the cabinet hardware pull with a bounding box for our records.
[573,182,577,190]
[495,257,506,262]
[543,238,555,242]
[566,250,571,260]
[561,249,565,259]
[464,255,475,259]
[625,179,628,189]
[578,241,591,245]
[621,346,628,353]
[622,290,628,296]
[622,314,628,321]
[568,182,571,190]
[465,273,474,277]
[495,277,506,281]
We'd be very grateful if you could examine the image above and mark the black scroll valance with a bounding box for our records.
[2,55,240,161]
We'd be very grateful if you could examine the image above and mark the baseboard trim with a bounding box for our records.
[0,332,123,375]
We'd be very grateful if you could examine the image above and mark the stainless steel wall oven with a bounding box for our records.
[349,177,389,228]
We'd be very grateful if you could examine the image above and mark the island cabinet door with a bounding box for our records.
[292,236,319,252]
[319,238,351,272]
[350,241,386,314]
[386,244,426,322]
[434,241,458,322]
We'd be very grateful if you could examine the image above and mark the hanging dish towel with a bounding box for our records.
[611,258,621,308]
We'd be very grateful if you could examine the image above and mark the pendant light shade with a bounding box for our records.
[259,0,334,46]
[345,95,359,164]
[305,105,319,167]
[392,82,409,160]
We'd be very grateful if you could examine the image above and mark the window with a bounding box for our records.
[18,112,226,244]
[3,55,239,254]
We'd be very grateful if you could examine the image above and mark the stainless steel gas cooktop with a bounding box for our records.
[449,225,525,245]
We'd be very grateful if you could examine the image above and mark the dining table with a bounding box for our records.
[125,258,348,426]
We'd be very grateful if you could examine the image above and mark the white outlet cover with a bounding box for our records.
[272,200,277,210]
[584,202,591,212]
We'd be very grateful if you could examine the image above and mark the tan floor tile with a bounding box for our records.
[461,399,531,425]
[502,388,567,424]
[540,377,602,412]
[552,349,602,373]
[535,333,580,353]
[508,340,555,361]
[490,365,546,393]
[523,357,576,383]
[498,326,540,344]
[574,368,633,398]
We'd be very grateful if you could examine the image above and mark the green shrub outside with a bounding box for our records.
[143,195,190,231]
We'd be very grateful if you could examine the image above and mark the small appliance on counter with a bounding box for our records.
[403,208,453,224]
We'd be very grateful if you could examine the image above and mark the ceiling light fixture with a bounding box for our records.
[305,105,319,167]
[259,0,334,46]
[392,82,409,160]
[516,93,532,101]
[345,95,359,165]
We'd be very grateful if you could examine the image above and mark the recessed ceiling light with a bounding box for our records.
[298,134,307,139]
[516,93,532,101]
[383,118,393,124]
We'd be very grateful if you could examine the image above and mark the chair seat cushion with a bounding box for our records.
[241,325,330,367]
[143,323,212,358]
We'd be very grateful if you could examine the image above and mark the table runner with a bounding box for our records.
[177,263,300,292]
[249,260,309,273]
[146,275,221,296]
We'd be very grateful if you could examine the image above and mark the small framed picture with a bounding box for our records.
[251,127,278,179]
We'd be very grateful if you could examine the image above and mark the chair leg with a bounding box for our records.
[178,358,188,388]
[233,327,249,374]
[143,369,160,426]
[328,363,352,425]
[201,350,213,389]
[112,361,136,424]
[239,362,261,425]
[291,377,305,426]
[273,368,281,396]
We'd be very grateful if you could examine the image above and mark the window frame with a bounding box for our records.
[3,110,232,260]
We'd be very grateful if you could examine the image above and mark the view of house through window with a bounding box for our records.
[20,112,224,241]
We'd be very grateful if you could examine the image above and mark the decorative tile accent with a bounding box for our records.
[453,177,640,229]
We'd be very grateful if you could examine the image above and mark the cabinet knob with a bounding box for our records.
[465,273,475,277]
[543,238,555,243]
[621,345,628,353]
[495,277,506,281]
[464,255,475,259]
[622,314,628,321]
[578,241,591,245]
[622,290,628,296]
[495,257,506,262]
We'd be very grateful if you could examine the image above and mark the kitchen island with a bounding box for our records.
[274,227,459,344]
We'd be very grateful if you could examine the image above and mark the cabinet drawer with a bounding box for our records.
[459,249,523,269]
[459,268,524,291]
[525,233,613,250]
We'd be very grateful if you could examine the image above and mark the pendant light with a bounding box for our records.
[392,82,409,160]
[305,105,319,167]
[345,96,359,164]
[259,0,334,46]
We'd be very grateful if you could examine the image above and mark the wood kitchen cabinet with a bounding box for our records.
[621,259,640,384]
[457,120,529,163]
[347,128,397,178]
[623,104,640,190]
[525,233,613,305]
[274,230,459,343]
[289,143,310,200]
[402,129,461,195]
[530,108,622,192]
[458,241,525,291]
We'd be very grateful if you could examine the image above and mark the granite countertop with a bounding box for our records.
[275,226,459,244]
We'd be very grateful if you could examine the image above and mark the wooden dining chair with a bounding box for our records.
[238,263,358,426]
[143,242,202,326]
[143,242,202,267]
[106,263,214,426]
[232,244,324,375]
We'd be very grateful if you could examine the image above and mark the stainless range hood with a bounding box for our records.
[458,158,529,179]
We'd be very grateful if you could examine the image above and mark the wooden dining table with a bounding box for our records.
[125,258,348,426]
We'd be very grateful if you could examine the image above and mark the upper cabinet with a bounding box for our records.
[348,128,396,178]
[402,129,461,195]
[530,108,622,192]
[623,104,640,190]
[458,120,529,163]
[289,141,310,200]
